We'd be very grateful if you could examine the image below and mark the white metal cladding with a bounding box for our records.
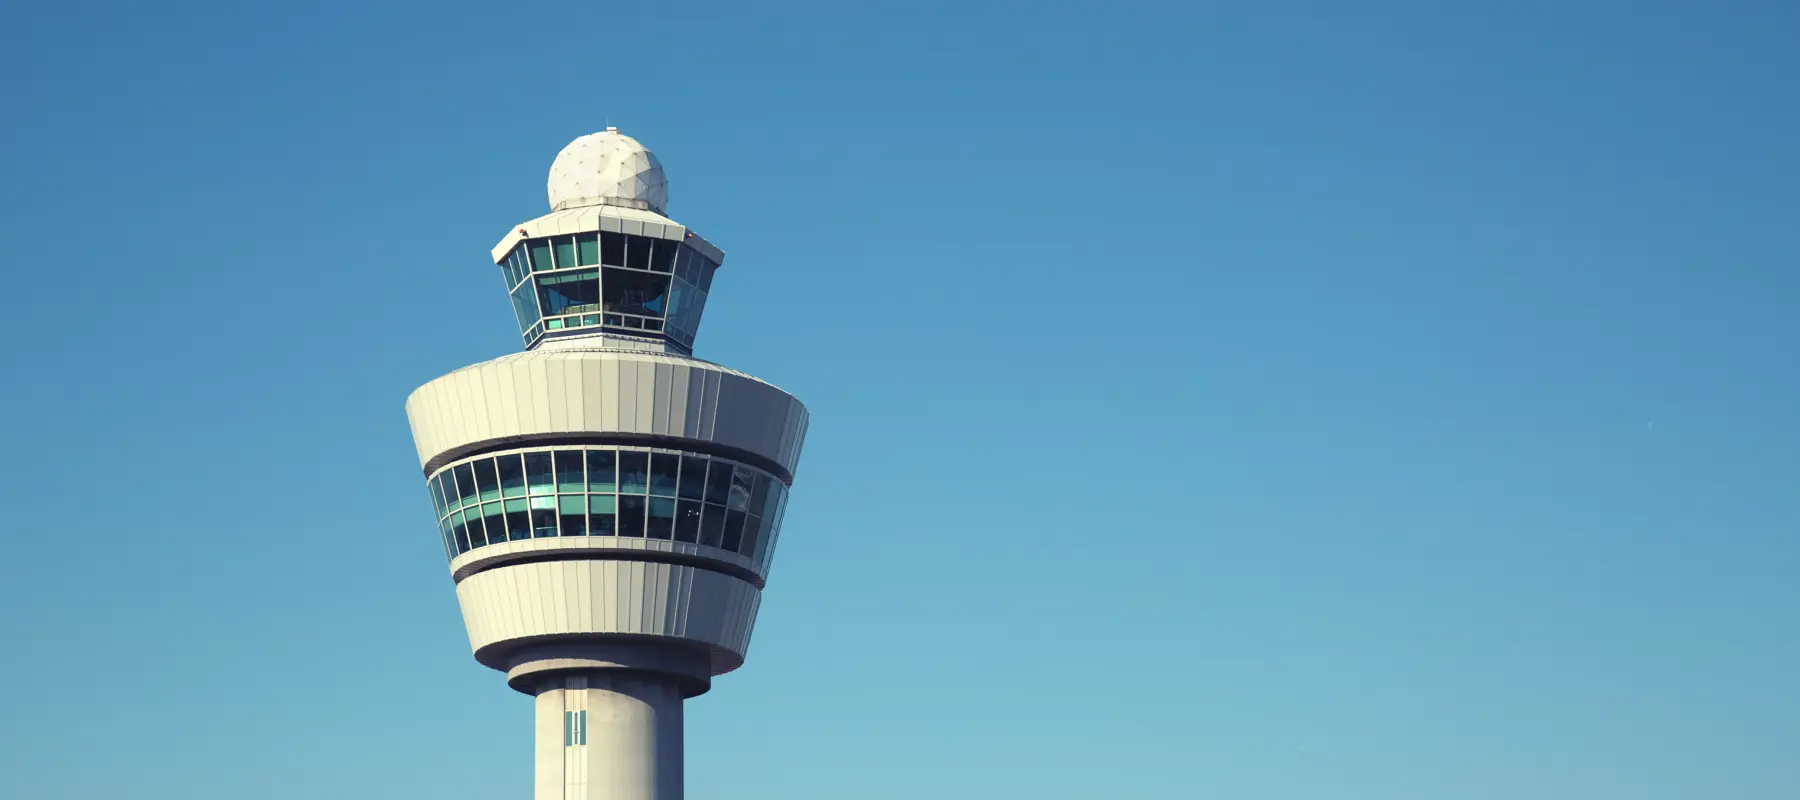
[405,349,809,478]
[457,560,763,676]
[489,205,724,267]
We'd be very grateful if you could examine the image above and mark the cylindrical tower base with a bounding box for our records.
[535,673,685,800]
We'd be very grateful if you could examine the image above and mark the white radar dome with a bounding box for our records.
[546,128,669,214]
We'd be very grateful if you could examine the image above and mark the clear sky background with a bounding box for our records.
[1,1,1797,798]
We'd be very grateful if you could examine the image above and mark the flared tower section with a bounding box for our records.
[404,128,808,800]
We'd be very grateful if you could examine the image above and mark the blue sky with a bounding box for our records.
[2,1,1797,797]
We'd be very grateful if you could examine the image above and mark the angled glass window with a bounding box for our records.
[647,497,675,540]
[698,503,726,548]
[555,450,585,493]
[601,231,625,266]
[675,500,702,543]
[618,452,649,494]
[760,477,783,520]
[741,513,763,558]
[588,494,616,536]
[668,279,707,337]
[649,453,679,497]
[721,508,747,552]
[559,495,586,536]
[576,233,599,266]
[453,464,478,509]
[451,511,471,553]
[464,509,488,548]
[749,511,775,562]
[704,463,732,505]
[537,269,600,317]
[482,502,505,545]
[497,454,525,497]
[472,458,501,503]
[648,238,676,273]
[552,236,575,270]
[528,239,553,272]
[728,466,753,510]
[748,474,771,520]
[697,256,717,293]
[602,268,669,318]
[525,453,554,495]
[504,498,530,541]
[677,456,707,501]
[618,495,646,537]
[427,476,446,517]
[530,496,558,537]
[587,450,616,492]
[511,282,542,333]
[625,234,651,270]
[439,518,456,559]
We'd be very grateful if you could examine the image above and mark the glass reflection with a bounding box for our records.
[431,447,788,563]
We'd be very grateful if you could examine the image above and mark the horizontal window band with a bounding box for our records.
[424,433,792,485]
[452,547,765,589]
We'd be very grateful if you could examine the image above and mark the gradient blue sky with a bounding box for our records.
[2,2,1797,798]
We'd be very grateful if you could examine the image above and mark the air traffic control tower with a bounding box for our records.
[404,129,808,800]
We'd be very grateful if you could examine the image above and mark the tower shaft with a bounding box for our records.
[536,673,685,800]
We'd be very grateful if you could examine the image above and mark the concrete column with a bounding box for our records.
[535,673,685,800]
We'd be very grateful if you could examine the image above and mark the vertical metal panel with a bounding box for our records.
[633,361,656,433]
[544,358,569,432]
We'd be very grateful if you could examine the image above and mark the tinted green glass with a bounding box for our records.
[552,236,575,269]
[525,453,554,494]
[473,458,501,502]
[601,232,625,266]
[483,502,506,542]
[588,494,616,536]
[529,496,557,537]
[497,454,525,497]
[555,450,585,493]
[601,268,669,317]
[649,453,679,497]
[529,239,552,272]
[619,452,648,494]
[537,269,599,316]
[453,464,478,508]
[504,498,530,541]
[463,510,487,548]
[576,233,599,265]
[558,494,586,536]
[451,511,470,553]
[618,496,646,537]
[586,450,616,492]
[647,497,675,540]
